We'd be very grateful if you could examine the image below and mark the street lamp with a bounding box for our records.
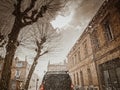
[36,78,39,90]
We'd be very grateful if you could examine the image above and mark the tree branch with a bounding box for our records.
[23,0,37,14]
[22,5,48,26]
[46,0,54,6]
[12,0,23,16]
[39,50,48,57]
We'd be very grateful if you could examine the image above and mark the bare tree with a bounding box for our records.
[18,21,59,90]
[0,0,68,89]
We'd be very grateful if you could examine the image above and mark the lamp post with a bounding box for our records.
[36,78,39,90]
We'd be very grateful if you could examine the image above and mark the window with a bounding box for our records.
[15,70,21,79]
[76,72,79,85]
[83,40,88,57]
[78,48,81,61]
[87,68,93,85]
[102,17,114,41]
[80,71,84,86]
[72,57,75,65]
[103,70,112,89]
[75,54,77,63]
[70,58,73,68]
[73,56,76,65]
[74,73,76,85]
[16,62,23,67]
[92,30,99,49]
[99,58,120,90]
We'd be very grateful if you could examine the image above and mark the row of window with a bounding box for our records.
[69,40,89,67]
[69,13,116,67]
[73,68,93,86]
[15,62,24,79]
[16,62,23,67]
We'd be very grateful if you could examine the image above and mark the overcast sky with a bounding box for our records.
[0,0,104,81]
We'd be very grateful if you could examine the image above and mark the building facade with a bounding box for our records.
[67,0,120,90]
[89,0,120,90]
[47,61,68,71]
[0,56,40,90]
[67,28,99,90]
[10,57,28,90]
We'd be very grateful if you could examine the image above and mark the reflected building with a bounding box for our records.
[90,0,120,90]
[10,57,28,90]
[67,0,120,90]
[67,25,99,90]
[47,61,68,71]
[0,56,40,90]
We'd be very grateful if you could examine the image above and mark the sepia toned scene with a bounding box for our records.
[0,0,120,90]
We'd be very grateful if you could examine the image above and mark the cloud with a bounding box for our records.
[56,0,104,60]
[69,0,104,27]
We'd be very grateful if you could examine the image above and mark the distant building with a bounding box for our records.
[10,57,28,90]
[67,0,120,90]
[47,61,68,71]
[0,56,40,90]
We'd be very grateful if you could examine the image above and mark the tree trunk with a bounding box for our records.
[24,54,40,90]
[0,18,22,90]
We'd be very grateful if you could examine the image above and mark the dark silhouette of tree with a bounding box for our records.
[0,0,67,89]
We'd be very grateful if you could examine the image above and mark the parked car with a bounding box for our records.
[39,71,74,90]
